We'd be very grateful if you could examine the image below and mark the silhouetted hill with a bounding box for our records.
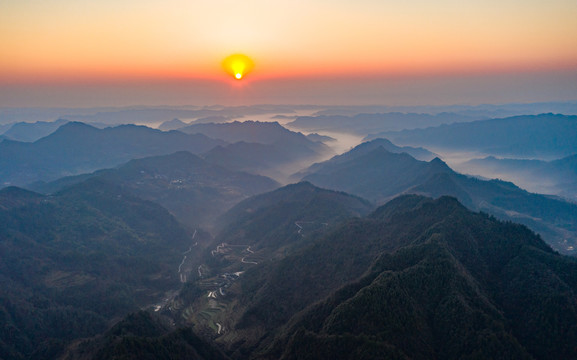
[0,122,225,186]
[0,181,195,359]
[186,122,334,181]
[294,138,437,181]
[181,121,333,159]
[1,118,69,142]
[158,118,189,131]
[287,112,478,135]
[299,146,577,253]
[305,133,336,143]
[30,151,280,228]
[214,181,373,255]
[159,183,373,347]
[301,146,451,201]
[202,142,296,179]
[199,195,577,359]
[370,113,577,158]
[194,115,231,124]
[463,154,577,200]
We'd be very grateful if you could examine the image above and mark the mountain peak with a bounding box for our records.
[46,121,99,138]
[429,157,452,172]
[57,121,96,130]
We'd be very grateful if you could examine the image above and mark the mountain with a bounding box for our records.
[369,113,577,158]
[30,151,280,228]
[0,181,197,359]
[202,142,297,180]
[1,118,69,142]
[0,122,12,134]
[462,154,577,201]
[183,121,334,181]
[294,138,437,182]
[299,146,451,201]
[56,311,230,360]
[158,118,189,131]
[287,112,479,135]
[256,196,577,360]
[305,133,336,143]
[214,181,373,255]
[193,115,231,124]
[0,122,225,187]
[180,121,332,158]
[298,145,577,254]
[159,195,577,359]
[153,183,373,350]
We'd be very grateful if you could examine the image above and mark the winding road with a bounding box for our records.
[178,229,197,283]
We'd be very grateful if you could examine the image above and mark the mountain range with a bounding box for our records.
[462,154,577,201]
[293,138,437,182]
[0,181,197,359]
[211,181,373,261]
[2,105,577,360]
[287,112,480,135]
[368,113,577,158]
[0,119,69,142]
[156,192,577,360]
[180,121,332,156]
[298,142,577,254]
[181,121,334,181]
[0,122,225,187]
[29,151,279,229]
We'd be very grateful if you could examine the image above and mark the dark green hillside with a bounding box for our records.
[0,181,196,359]
[215,181,373,255]
[55,194,577,360]
[158,182,373,351]
[249,196,577,360]
[58,311,230,360]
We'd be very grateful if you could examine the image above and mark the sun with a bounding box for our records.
[222,54,254,80]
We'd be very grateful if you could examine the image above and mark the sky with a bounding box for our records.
[1,0,576,107]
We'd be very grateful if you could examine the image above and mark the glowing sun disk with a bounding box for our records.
[222,54,254,80]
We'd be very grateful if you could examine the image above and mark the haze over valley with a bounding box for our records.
[1,102,577,359]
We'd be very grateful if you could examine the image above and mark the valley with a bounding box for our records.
[1,104,576,359]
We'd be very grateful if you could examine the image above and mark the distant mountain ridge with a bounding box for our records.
[0,122,225,187]
[287,112,481,134]
[369,113,577,158]
[158,118,189,131]
[462,154,577,201]
[180,120,332,157]
[0,118,69,142]
[182,121,335,181]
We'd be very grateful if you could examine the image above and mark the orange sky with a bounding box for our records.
[0,0,576,105]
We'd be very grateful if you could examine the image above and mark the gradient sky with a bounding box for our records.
[1,0,576,106]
